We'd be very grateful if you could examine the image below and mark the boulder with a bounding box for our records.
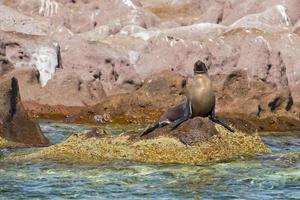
[132,117,219,146]
[0,76,49,146]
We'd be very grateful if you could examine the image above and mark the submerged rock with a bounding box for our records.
[0,76,49,146]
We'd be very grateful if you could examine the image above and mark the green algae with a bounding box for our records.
[0,136,27,148]
[8,125,270,165]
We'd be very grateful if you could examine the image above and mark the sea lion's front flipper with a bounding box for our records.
[170,100,192,130]
[140,123,159,136]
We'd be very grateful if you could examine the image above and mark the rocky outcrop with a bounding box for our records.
[141,0,300,26]
[0,76,49,146]
[62,70,300,132]
[0,0,299,132]
[0,32,108,107]
[8,122,270,164]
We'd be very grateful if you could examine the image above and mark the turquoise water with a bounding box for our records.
[0,122,300,199]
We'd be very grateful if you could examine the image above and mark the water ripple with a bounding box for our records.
[0,123,300,199]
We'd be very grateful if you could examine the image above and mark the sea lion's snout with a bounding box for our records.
[194,60,207,74]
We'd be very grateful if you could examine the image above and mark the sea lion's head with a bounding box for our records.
[193,60,208,74]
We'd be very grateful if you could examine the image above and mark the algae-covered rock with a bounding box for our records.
[0,136,26,148]
[10,125,270,165]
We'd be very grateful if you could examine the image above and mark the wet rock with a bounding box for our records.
[0,77,49,146]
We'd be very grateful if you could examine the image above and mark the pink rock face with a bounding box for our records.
[227,5,292,32]
[294,20,300,35]
[0,0,299,123]
[4,0,159,33]
[222,0,300,26]
[0,4,50,35]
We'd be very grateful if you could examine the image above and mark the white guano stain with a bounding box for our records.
[131,30,160,41]
[128,51,140,65]
[122,0,137,9]
[39,0,58,17]
[275,5,290,26]
[30,47,58,87]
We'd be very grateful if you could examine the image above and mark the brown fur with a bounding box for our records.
[188,74,215,117]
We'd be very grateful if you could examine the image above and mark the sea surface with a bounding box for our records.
[0,121,300,200]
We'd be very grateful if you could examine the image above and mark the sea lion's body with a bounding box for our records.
[140,60,234,136]
[160,101,187,122]
[189,74,215,118]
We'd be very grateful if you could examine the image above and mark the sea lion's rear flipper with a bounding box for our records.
[170,100,192,130]
[209,108,234,132]
[209,116,234,132]
[140,121,170,137]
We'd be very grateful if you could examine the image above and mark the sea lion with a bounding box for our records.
[140,60,234,136]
